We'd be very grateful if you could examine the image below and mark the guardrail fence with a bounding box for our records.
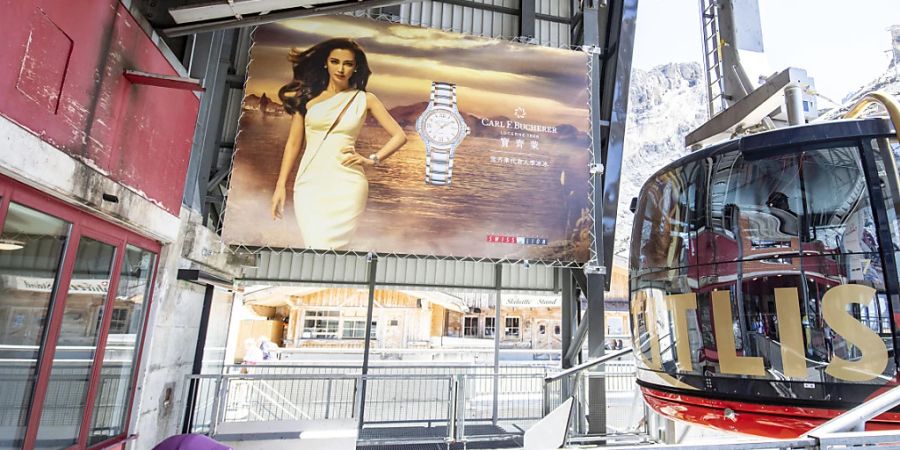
[181,355,900,449]
[182,358,639,446]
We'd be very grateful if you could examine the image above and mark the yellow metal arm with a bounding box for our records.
[843,91,900,142]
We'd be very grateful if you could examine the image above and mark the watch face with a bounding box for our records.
[422,110,463,145]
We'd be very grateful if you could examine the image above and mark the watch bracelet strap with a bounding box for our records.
[430,81,457,109]
[426,147,454,185]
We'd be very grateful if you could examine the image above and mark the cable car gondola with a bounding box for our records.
[629,94,900,437]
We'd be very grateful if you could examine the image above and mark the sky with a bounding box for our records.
[631,0,898,102]
[248,16,591,127]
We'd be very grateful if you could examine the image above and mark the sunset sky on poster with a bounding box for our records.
[247,15,590,131]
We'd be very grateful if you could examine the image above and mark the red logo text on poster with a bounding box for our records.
[486,235,548,245]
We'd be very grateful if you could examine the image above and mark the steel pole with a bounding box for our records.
[492,263,502,426]
[561,268,574,369]
[181,283,215,433]
[357,253,378,430]
[806,384,900,436]
[785,84,805,125]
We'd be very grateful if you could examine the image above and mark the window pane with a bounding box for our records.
[803,253,894,374]
[484,318,495,337]
[801,146,873,253]
[302,310,339,339]
[463,317,478,337]
[87,246,155,445]
[634,161,701,270]
[35,237,116,449]
[724,153,802,261]
[0,203,70,450]
[870,137,900,342]
[343,320,365,339]
[505,317,520,338]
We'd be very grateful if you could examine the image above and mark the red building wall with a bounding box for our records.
[1,0,199,215]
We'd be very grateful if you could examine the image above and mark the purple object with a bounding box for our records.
[153,434,232,450]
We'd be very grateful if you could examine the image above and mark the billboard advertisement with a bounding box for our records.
[222,14,592,262]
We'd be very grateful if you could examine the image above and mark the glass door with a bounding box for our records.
[33,230,121,449]
[86,245,156,446]
[0,176,161,450]
[0,201,72,450]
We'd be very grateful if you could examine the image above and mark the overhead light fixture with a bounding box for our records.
[0,238,25,251]
[177,268,233,290]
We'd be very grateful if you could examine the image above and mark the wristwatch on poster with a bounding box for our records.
[415,81,470,186]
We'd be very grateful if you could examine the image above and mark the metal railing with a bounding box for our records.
[0,361,133,433]
[228,362,553,377]
[182,361,638,445]
[182,356,900,449]
[807,384,900,435]
[542,347,637,438]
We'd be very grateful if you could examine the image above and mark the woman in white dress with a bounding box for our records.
[271,38,407,249]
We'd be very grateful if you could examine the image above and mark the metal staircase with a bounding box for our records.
[700,0,727,118]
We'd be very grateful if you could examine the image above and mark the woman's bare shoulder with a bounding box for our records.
[364,91,382,104]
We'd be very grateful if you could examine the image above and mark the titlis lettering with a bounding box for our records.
[632,285,889,382]
[480,118,558,134]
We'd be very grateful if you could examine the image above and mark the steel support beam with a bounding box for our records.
[357,253,378,430]
[163,0,410,37]
[377,4,403,17]
[685,67,814,147]
[176,268,232,433]
[519,0,536,39]
[563,267,590,365]
[560,268,575,369]
[182,30,233,219]
[124,70,204,91]
[434,0,569,24]
[596,0,638,289]
[586,272,606,433]
[181,283,215,433]
[582,0,608,435]
[715,0,763,109]
[580,0,639,435]
[572,267,588,293]
[565,307,590,363]
[570,0,583,46]
[492,263,502,425]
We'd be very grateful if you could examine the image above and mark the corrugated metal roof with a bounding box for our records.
[239,251,560,292]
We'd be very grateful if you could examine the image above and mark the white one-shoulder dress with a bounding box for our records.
[293,90,368,250]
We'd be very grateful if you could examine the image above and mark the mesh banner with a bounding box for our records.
[223,14,592,263]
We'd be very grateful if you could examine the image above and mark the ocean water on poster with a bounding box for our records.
[224,111,591,262]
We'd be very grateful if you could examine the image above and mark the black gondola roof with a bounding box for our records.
[647,118,897,183]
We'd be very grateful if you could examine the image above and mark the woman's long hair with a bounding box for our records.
[278,38,371,116]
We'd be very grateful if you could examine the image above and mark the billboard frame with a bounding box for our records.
[220,13,598,267]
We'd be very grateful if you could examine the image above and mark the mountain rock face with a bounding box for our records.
[825,64,900,119]
[614,62,708,257]
[612,61,900,260]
